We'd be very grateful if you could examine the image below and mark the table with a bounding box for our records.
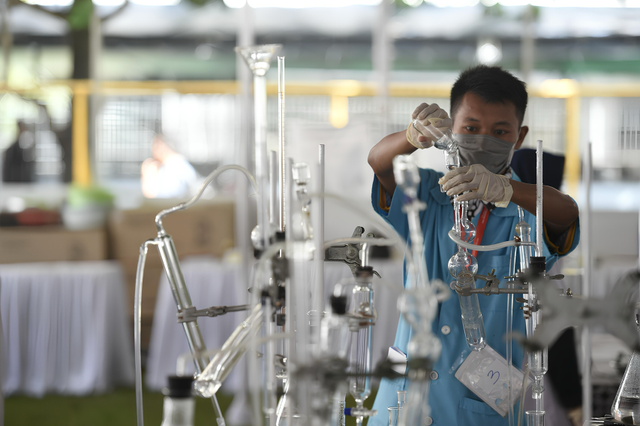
[145,256,405,391]
[0,261,135,396]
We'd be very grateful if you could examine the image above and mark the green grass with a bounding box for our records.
[5,386,376,425]
[5,387,234,426]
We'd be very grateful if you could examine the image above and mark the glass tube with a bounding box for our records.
[193,304,263,398]
[454,273,486,350]
[397,391,406,409]
[348,272,376,425]
[526,410,545,426]
[388,407,401,426]
[399,380,431,426]
[391,155,441,426]
[612,351,640,424]
[321,293,350,426]
[516,206,533,271]
[235,44,281,250]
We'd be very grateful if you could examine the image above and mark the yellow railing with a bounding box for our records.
[14,79,640,196]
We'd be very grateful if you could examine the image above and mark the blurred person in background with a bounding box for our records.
[2,120,35,183]
[141,134,198,199]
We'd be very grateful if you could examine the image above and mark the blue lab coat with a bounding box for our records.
[368,168,580,426]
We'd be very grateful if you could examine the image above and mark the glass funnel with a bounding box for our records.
[235,44,282,77]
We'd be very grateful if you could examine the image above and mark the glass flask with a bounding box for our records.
[452,199,476,243]
[448,250,478,280]
[612,316,640,424]
[411,118,456,151]
[451,272,486,351]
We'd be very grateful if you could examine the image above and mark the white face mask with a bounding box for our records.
[453,133,516,175]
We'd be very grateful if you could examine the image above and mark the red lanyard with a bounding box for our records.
[459,206,490,258]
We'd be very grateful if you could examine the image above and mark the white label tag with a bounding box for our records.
[476,359,508,395]
[387,346,407,375]
[454,344,528,417]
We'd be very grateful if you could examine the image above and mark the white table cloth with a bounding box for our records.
[145,256,405,392]
[0,261,135,396]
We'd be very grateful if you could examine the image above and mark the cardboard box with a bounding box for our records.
[0,226,106,264]
[108,199,235,261]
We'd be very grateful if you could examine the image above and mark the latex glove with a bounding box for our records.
[439,164,513,208]
[567,407,582,426]
[406,103,452,149]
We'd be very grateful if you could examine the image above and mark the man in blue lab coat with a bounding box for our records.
[367,65,580,426]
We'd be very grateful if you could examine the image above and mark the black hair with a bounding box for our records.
[450,65,528,126]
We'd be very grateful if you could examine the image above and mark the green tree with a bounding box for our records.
[8,0,129,79]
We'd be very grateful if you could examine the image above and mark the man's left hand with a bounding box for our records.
[439,164,513,208]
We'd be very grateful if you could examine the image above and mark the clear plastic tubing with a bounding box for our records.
[311,192,412,262]
[154,165,257,233]
[448,230,535,252]
[455,273,486,350]
[134,240,158,426]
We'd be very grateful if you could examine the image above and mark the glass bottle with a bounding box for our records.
[161,376,195,426]
[612,315,640,424]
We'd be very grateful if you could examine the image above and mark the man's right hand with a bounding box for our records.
[406,103,452,149]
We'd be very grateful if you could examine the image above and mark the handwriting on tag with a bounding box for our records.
[476,359,508,395]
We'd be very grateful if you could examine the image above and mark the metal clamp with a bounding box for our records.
[325,226,381,278]
[177,304,250,323]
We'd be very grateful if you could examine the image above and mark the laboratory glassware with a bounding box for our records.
[291,162,313,241]
[322,291,351,426]
[392,155,442,426]
[526,410,545,426]
[236,44,281,250]
[612,315,640,424]
[347,267,377,426]
[161,376,195,426]
[411,118,456,151]
[397,390,406,409]
[388,407,401,426]
[452,272,486,350]
[193,304,263,398]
